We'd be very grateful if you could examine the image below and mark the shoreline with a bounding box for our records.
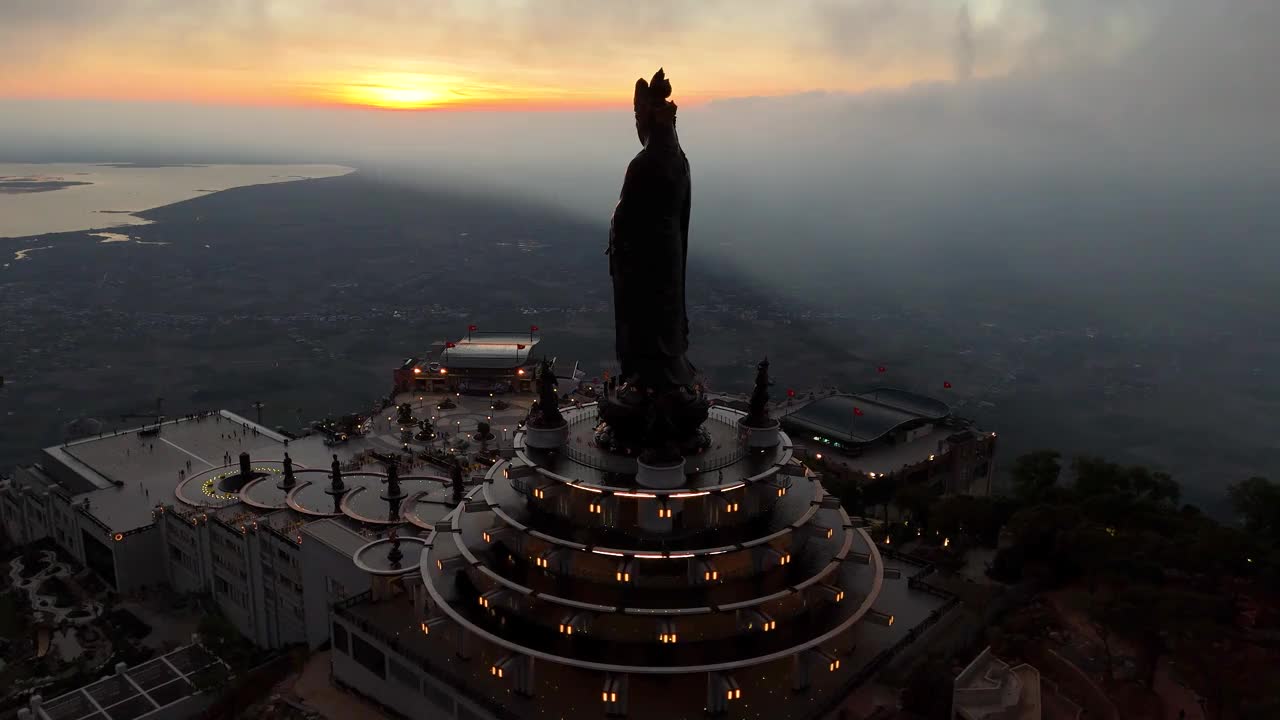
[0,162,354,239]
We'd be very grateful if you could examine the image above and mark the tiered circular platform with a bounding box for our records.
[174,462,452,526]
[404,403,894,718]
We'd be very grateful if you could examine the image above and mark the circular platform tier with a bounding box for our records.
[415,406,888,676]
[175,462,285,509]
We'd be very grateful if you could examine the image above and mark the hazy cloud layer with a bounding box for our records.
[1,0,1162,103]
[2,1,1276,274]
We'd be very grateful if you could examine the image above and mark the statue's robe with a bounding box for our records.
[608,125,696,388]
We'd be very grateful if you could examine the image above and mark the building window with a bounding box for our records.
[389,658,418,691]
[423,678,452,709]
[327,577,346,600]
[350,633,386,679]
[333,623,349,654]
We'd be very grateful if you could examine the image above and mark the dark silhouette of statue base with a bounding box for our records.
[597,69,710,464]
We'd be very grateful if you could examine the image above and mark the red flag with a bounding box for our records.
[877,365,887,373]
[854,407,864,416]
[468,324,478,332]
[786,388,796,398]
[943,381,952,389]
[530,325,539,333]
[445,341,456,348]
[516,344,526,350]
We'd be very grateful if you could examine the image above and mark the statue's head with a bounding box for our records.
[634,68,677,146]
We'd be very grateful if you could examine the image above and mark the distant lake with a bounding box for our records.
[0,162,352,238]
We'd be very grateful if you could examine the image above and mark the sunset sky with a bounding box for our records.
[0,0,1152,110]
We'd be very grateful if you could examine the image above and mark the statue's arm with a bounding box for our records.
[611,155,656,254]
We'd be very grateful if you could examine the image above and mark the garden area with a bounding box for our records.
[0,543,157,716]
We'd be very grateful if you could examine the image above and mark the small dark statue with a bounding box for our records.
[744,358,773,428]
[530,358,564,428]
[450,460,465,504]
[329,454,345,493]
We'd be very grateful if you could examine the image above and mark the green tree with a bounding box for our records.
[396,403,414,425]
[1010,450,1062,501]
[1071,456,1130,498]
[892,482,936,526]
[899,655,954,719]
[1228,476,1280,541]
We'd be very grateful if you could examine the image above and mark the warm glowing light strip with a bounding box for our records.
[592,550,626,557]
[614,491,657,498]
[670,491,709,499]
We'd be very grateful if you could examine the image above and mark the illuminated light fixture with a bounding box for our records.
[670,491,709,499]
[420,616,449,636]
[517,369,525,376]
[588,502,603,514]
[779,553,792,565]
[815,453,823,460]
[777,486,787,497]
[413,368,421,374]
[928,454,936,461]
[532,488,546,500]
[615,558,635,583]
[491,653,518,679]
[113,533,124,542]
[704,570,719,581]
[943,537,950,547]
[867,609,895,626]
[725,502,740,513]
[741,609,776,633]
[615,491,656,498]
[439,368,448,375]
[658,619,678,644]
[817,583,845,603]
[436,556,468,573]
[884,536,891,545]
[658,505,673,518]
[811,648,841,673]
[559,623,574,635]
[535,556,549,568]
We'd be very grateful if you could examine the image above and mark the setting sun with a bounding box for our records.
[333,77,451,110]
